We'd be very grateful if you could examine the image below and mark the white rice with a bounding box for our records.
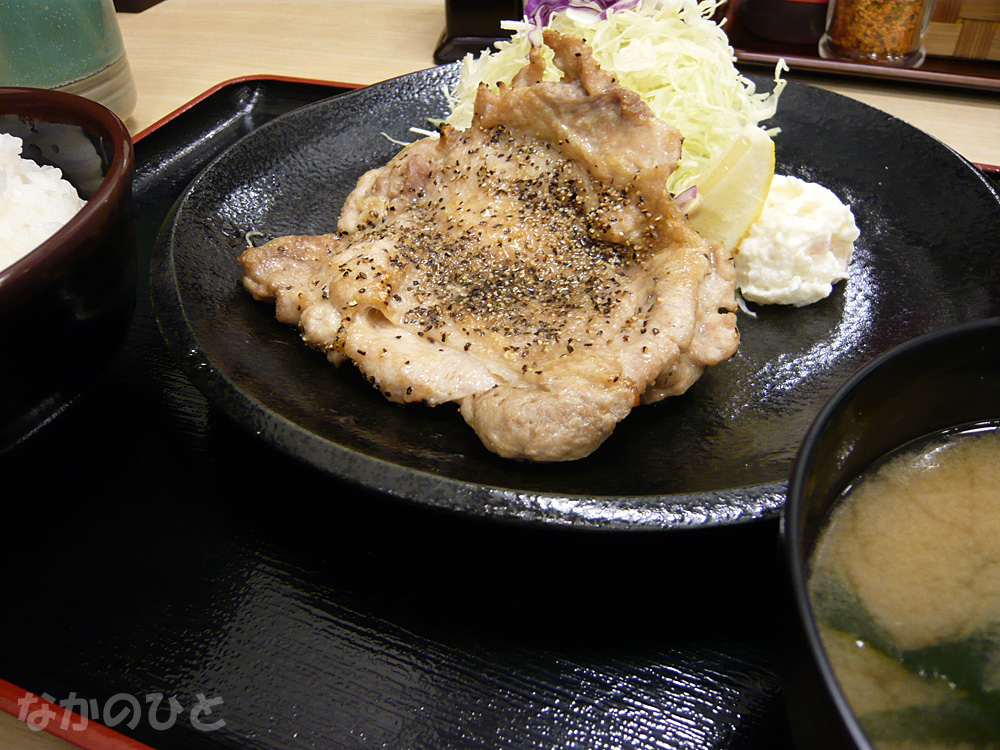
[0,132,87,272]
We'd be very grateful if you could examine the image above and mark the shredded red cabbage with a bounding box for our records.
[523,0,641,27]
[674,184,698,210]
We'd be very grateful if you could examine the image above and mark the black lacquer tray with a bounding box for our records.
[0,75,797,750]
[1,74,996,750]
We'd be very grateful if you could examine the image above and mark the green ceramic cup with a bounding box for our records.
[0,0,136,120]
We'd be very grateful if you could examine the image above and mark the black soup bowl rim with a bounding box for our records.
[781,315,1000,749]
[0,86,134,311]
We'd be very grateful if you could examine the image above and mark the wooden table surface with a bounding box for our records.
[115,0,1000,168]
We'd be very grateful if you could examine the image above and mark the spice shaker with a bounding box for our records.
[818,0,936,67]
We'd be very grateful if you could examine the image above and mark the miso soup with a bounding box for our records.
[808,423,1000,750]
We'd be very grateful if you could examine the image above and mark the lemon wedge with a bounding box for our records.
[685,125,775,252]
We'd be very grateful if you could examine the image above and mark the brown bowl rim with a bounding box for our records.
[0,86,134,310]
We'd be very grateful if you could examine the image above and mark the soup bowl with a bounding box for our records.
[0,87,135,453]
[780,316,1000,749]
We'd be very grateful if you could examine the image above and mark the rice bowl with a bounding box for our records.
[0,86,135,453]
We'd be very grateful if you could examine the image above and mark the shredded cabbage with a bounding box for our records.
[443,0,786,194]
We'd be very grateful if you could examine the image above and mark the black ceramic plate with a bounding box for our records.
[151,64,1000,530]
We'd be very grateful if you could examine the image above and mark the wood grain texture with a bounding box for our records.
[114,0,1000,167]
[0,712,77,750]
[927,0,1000,59]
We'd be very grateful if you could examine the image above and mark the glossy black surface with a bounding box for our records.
[782,317,1000,749]
[152,65,1000,530]
[1,78,797,750]
[435,0,519,62]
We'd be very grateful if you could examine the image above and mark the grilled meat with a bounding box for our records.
[240,31,739,461]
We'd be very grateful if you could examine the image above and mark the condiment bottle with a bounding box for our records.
[0,0,136,119]
[818,0,935,67]
[740,0,831,46]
